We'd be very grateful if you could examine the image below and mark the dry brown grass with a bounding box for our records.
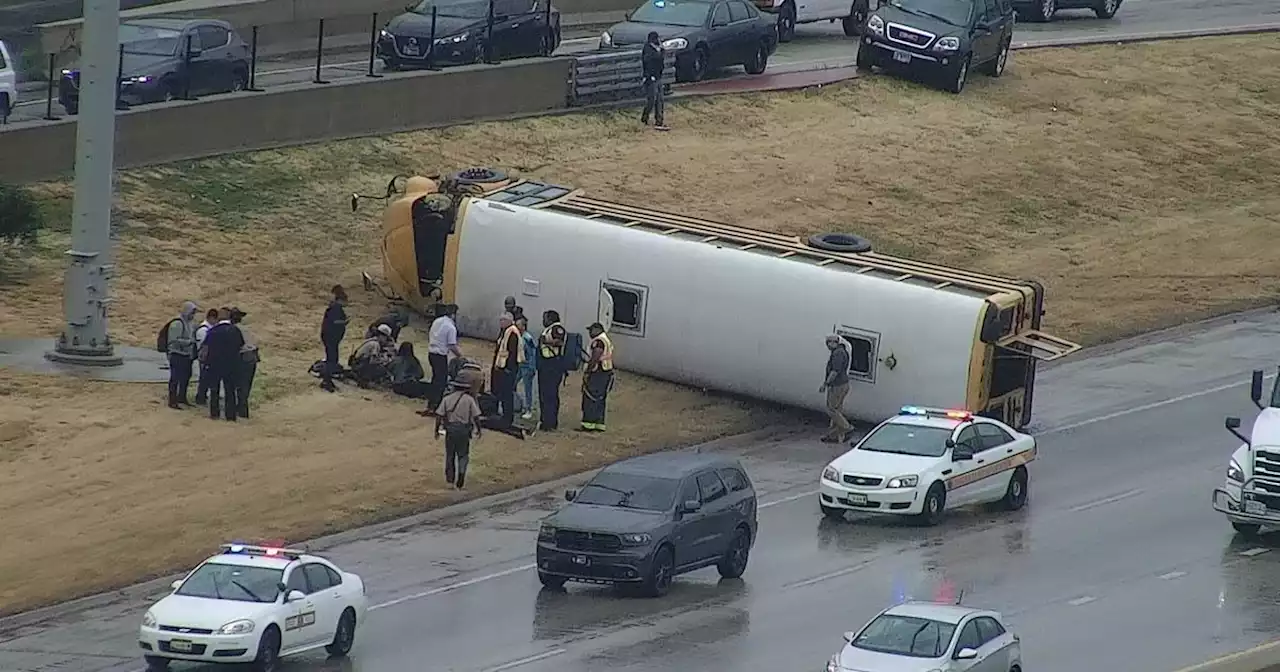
[1,34,1278,615]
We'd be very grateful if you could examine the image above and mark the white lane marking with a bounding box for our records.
[784,560,875,589]
[1067,488,1145,512]
[1159,570,1187,580]
[1067,595,1097,606]
[1042,372,1277,436]
[1239,547,1270,557]
[485,648,567,671]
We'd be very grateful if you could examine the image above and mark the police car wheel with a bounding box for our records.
[915,484,946,526]
[1000,467,1028,511]
[821,502,845,520]
[250,626,281,672]
[1232,522,1262,539]
[143,656,169,671]
[325,609,357,657]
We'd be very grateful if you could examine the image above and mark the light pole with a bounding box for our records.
[46,0,123,366]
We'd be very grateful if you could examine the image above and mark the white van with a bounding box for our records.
[0,40,16,121]
[752,0,872,42]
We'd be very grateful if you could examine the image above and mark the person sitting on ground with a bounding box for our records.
[350,324,396,388]
[389,341,430,399]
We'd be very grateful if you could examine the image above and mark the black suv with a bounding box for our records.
[855,0,1014,94]
[536,453,758,597]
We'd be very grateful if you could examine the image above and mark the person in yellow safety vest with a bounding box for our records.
[578,321,615,433]
[536,310,568,432]
[492,311,524,427]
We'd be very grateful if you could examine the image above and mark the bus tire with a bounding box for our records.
[448,167,511,186]
[808,232,872,253]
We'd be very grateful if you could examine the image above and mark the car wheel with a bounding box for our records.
[1093,0,1118,18]
[855,43,874,71]
[717,526,752,579]
[944,53,970,94]
[0,93,10,122]
[538,29,554,56]
[1232,522,1262,539]
[382,57,402,71]
[744,39,769,75]
[230,67,249,92]
[1030,0,1055,22]
[642,545,675,597]
[985,38,1010,77]
[821,502,845,519]
[842,0,870,36]
[777,2,796,43]
[538,571,567,590]
[249,626,281,672]
[676,46,709,82]
[143,656,170,671]
[1000,466,1028,511]
[325,608,357,657]
[63,102,78,115]
[915,483,946,526]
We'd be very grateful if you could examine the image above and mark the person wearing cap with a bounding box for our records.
[820,335,854,443]
[230,307,259,418]
[366,303,408,340]
[434,378,483,489]
[492,311,522,427]
[350,323,395,388]
[427,303,464,411]
[641,31,669,130]
[502,296,524,324]
[320,285,349,393]
[163,301,200,409]
[578,322,615,432]
[536,310,567,431]
[203,307,245,422]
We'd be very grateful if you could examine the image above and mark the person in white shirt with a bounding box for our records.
[192,308,218,405]
[427,303,463,411]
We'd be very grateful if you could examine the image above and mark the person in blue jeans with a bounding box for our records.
[515,315,538,420]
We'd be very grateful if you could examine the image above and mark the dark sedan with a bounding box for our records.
[59,19,250,115]
[378,0,561,70]
[600,0,778,82]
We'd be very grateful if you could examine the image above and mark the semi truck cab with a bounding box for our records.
[1212,368,1280,538]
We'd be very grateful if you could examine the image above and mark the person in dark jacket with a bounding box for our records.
[390,341,429,399]
[320,285,349,392]
[203,307,245,421]
[366,305,408,340]
[230,307,259,418]
[641,31,668,130]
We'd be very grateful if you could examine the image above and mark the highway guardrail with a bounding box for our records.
[569,48,675,106]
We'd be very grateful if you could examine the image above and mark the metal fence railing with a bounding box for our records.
[569,48,676,107]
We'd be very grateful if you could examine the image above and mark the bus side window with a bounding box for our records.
[837,328,879,383]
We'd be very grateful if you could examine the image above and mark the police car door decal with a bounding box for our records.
[284,610,317,631]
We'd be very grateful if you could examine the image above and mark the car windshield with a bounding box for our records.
[887,0,972,26]
[629,0,710,27]
[175,562,284,603]
[858,423,952,458]
[120,24,183,56]
[575,472,679,511]
[411,0,492,18]
[853,614,957,658]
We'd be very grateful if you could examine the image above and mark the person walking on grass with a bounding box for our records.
[435,379,483,489]
[641,31,669,131]
[820,335,854,443]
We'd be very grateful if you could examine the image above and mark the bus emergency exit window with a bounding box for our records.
[603,280,647,336]
[836,327,879,383]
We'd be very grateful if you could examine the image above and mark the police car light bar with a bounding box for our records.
[900,406,972,421]
[220,543,305,560]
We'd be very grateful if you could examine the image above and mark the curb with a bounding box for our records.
[0,423,808,632]
[1011,23,1280,50]
[1173,640,1280,672]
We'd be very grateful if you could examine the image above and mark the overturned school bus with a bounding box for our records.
[353,168,1081,428]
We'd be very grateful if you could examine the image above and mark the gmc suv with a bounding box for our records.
[855,0,1014,94]
[536,452,758,597]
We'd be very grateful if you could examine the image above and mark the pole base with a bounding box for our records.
[45,347,124,367]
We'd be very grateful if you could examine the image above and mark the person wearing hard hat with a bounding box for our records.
[578,322,615,432]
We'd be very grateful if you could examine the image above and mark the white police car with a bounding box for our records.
[826,601,1022,672]
[819,406,1036,525]
[139,543,368,671]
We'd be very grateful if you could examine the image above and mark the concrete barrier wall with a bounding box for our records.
[38,0,636,57]
[0,57,573,184]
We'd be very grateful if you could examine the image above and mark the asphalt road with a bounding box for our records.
[4,0,1279,125]
[4,310,1280,672]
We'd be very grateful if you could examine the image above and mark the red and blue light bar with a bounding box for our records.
[900,406,972,421]
[220,542,305,560]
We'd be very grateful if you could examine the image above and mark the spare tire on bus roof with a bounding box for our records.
[448,167,510,186]
[807,232,873,254]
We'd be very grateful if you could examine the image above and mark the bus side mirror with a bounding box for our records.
[1226,417,1250,446]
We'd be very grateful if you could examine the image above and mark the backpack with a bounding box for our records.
[156,318,179,353]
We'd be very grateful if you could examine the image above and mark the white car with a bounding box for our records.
[826,602,1023,672]
[139,544,368,671]
[819,406,1036,525]
[0,39,16,121]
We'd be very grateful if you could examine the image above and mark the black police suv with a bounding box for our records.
[378,0,562,70]
[58,19,250,115]
[536,452,758,597]
[601,0,778,83]
[855,0,1014,94]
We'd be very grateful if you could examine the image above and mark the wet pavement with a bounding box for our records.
[6,312,1280,672]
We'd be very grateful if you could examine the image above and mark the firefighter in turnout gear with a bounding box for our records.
[536,310,567,431]
[579,322,614,432]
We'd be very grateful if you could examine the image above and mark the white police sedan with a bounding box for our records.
[819,406,1036,525]
[826,601,1023,672]
[139,543,367,671]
